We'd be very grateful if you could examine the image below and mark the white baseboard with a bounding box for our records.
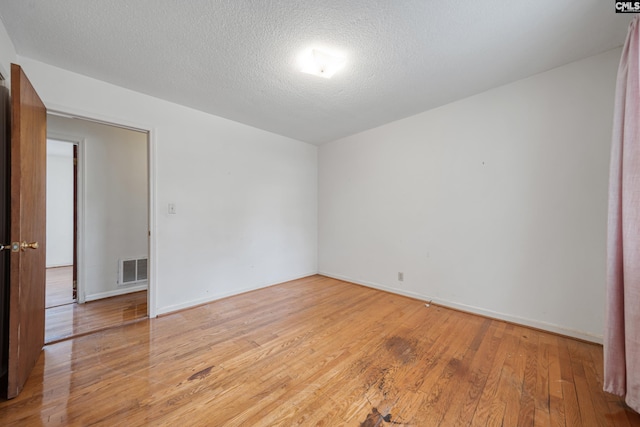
[85,284,148,302]
[318,271,603,344]
[156,271,318,316]
[46,263,73,269]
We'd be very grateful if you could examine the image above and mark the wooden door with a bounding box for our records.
[0,78,9,394]
[72,144,77,300]
[6,63,47,399]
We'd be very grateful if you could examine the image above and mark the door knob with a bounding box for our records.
[20,241,39,251]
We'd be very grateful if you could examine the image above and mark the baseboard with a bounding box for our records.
[156,271,318,316]
[318,271,603,344]
[85,284,148,302]
[46,263,73,269]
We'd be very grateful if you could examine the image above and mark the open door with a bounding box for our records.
[5,64,47,399]
[72,144,78,301]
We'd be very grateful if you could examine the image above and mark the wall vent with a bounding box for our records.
[119,257,148,285]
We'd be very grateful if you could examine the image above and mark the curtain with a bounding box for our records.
[605,15,640,413]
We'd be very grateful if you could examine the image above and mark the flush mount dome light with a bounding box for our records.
[299,48,346,78]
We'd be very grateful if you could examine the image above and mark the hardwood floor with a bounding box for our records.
[45,290,148,344]
[45,265,148,343]
[1,275,638,426]
[46,266,75,308]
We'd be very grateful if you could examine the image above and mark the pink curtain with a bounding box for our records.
[605,15,640,413]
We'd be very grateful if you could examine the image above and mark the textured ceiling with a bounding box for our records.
[0,1,632,145]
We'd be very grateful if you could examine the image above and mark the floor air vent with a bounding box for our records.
[119,257,148,285]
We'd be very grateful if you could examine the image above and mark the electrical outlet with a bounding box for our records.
[398,272,404,281]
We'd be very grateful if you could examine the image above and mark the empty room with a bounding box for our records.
[0,1,639,426]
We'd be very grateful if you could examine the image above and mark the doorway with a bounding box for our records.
[45,114,150,343]
[45,139,76,309]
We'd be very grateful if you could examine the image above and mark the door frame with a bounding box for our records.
[46,107,157,318]
[46,135,83,302]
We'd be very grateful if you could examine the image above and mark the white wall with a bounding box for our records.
[46,140,74,267]
[0,18,15,84]
[48,116,149,300]
[14,56,317,315]
[319,48,621,342]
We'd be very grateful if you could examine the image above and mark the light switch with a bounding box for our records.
[168,203,177,215]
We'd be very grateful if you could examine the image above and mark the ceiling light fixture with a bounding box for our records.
[299,48,346,79]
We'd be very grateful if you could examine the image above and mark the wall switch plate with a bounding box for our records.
[398,272,404,281]
[168,203,177,214]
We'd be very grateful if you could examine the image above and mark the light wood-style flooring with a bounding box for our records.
[2,275,638,426]
[45,266,75,308]
[45,266,148,344]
